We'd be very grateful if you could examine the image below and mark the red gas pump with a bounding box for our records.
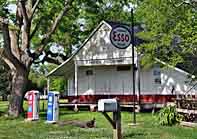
[25,90,39,121]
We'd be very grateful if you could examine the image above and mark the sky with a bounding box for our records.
[8,4,16,13]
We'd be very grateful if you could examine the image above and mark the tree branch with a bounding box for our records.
[19,1,31,50]
[34,55,63,65]
[19,0,29,26]
[43,56,63,65]
[30,17,42,40]
[33,50,68,65]
[170,0,197,7]
[0,48,4,57]
[30,0,41,20]
[1,18,12,56]
[0,48,16,70]
[9,30,21,59]
[1,17,26,70]
[46,50,68,61]
[16,4,23,29]
[1,18,20,59]
[38,0,74,53]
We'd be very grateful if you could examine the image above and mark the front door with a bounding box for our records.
[95,66,112,95]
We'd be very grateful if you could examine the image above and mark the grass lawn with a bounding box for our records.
[0,101,196,139]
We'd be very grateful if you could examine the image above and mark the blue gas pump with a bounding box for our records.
[46,91,59,123]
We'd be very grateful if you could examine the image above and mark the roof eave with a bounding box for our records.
[46,20,108,77]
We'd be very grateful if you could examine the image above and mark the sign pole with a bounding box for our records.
[99,99,122,139]
[109,9,134,125]
[131,8,136,124]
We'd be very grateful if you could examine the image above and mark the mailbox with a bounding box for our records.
[98,99,118,112]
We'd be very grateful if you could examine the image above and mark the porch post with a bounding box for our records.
[47,77,50,94]
[137,54,141,107]
[74,60,78,96]
[131,8,136,124]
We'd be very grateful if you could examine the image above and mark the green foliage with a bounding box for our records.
[136,0,197,70]
[28,64,66,93]
[157,106,183,126]
[28,71,47,90]
[0,102,197,139]
[50,77,66,93]
[31,0,135,52]
[1,0,136,55]
[0,0,8,17]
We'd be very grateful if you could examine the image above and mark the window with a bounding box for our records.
[153,70,161,76]
[117,66,131,71]
[154,78,161,84]
[86,70,93,76]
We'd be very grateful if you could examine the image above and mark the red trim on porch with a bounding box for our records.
[62,95,176,104]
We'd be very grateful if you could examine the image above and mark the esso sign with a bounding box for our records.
[110,26,132,49]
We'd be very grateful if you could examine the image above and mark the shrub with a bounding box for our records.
[157,106,183,126]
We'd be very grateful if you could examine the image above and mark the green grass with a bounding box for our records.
[0,101,196,139]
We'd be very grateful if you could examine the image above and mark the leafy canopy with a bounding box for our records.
[136,0,197,71]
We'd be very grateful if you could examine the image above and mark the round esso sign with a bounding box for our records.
[110,26,131,49]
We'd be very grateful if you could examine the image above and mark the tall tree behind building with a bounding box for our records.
[136,0,197,72]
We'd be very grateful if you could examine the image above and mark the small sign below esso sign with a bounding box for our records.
[110,26,132,49]
[98,99,118,112]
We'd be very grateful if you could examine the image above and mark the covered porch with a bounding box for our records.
[47,57,138,101]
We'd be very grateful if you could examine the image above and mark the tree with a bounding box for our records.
[135,0,197,71]
[0,0,76,117]
[0,59,10,100]
[0,0,134,117]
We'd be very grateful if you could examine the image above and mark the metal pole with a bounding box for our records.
[131,8,136,124]
[137,54,141,107]
[74,60,78,96]
[47,78,50,94]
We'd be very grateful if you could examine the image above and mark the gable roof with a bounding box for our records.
[47,21,107,77]
[46,20,169,77]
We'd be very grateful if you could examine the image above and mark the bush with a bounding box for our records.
[157,106,183,126]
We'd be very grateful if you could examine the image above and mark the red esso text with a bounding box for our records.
[110,26,131,49]
[112,31,130,42]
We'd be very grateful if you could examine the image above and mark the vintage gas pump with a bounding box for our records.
[46,91,59,123]
[25,90,40,121]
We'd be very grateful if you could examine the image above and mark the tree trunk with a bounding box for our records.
[8,70,28,117]
[2,94,8,101]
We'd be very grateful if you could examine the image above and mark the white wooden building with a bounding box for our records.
[47,21,197,109]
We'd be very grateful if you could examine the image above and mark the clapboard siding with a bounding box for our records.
[75,23,137,66]
[66,65,197,96]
